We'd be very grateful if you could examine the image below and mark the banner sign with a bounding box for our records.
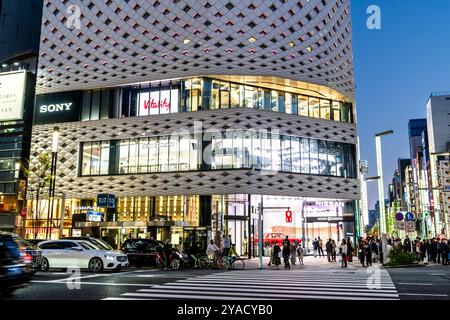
[0,71,27,121]
[97,193,116,208]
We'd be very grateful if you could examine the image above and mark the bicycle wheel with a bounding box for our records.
[218,257,230,270]
[232,258,245,270]
[198,256,210,269]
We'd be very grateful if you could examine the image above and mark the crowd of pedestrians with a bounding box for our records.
[387,235,449,265]
[269,236,304,270]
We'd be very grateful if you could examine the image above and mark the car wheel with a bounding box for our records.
[41,257,49,272]
[171,259,181,270]
[89,257,103,273]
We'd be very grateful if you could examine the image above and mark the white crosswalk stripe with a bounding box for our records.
[103,268,399,300]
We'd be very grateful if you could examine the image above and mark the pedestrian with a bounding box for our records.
[272,243,281,269]
[267,243,273,266]
[282,237,291,270]
[326,239,333,262]
[358,239,366,267]
[364,240,372,267]
[370,239,378,263]
[318,237,324,258]
[404,236,411,253]
[222,234,231,256]
[312,238,318,257]
[442,239,449,265]
[297,245,304,266]
[290,241,297,266]
[163,240,172,271]
[437,239,443,263]
[331,240,337,262]
[346,237,353,262]
[339,239,348,268]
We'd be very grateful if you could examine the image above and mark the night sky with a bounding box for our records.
[351,0,450,214]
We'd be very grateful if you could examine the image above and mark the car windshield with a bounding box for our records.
[92,238,113,250]
[79,241,98,250]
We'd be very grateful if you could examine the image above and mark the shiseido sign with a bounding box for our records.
[0,71,27,121]
[34,91,82,124]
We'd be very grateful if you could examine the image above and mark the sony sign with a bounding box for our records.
[40,103,73,113]
[34,91,82,125]
[0,71,27,121]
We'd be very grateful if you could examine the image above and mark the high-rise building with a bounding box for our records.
[426,93,450,236]
[0,0,43,233]
[26,1,359,254]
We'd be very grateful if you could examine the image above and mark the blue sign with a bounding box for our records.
[405,212,414,221]
[87,210,103,222]
[97,194,116,208]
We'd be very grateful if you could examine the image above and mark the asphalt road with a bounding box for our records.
[387,264,450,300]
[2,260,449,300]
[3,268,223,300]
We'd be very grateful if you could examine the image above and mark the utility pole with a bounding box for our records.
[258,196,263,270]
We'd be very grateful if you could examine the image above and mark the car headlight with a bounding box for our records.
[105,255,115,261]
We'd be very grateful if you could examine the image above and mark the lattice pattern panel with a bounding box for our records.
[37,0,354,98]
[29,109,359,200]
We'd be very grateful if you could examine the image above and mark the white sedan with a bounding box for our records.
[38,240,128,272]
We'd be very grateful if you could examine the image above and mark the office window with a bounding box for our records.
[178,135,190,171]
[271,90,278,112]
[169,135,179,171]
[299,95,308,117]
[81,142,92,176]
[332,101,341,122]
[138,138,149,173]
[191,79,202,111]
[318,140,328,175]
[220,82,230,109]
[128,139,139,173]
[91,90,101,120]
[148,137,159,172]
[158,136,170,172]
[281,136,292,172]
[278,92,285,113]
[119,140,130,174]
[189,135,199,171]
[242,130,252,168]
[244,86,255,108]
[291,137,301,173]
[210,80,220,110]
[211,134,223,170]
[310,97,320,118]
[233,130,244,168]
[320,99,331,120]
[336,143,345,177]
[262,132,272,170]
[100,141,110,175]
[309,139,319,174]
[272,134,282,172]
[252,131,262,169]
[223,131,234,169]
[300,138,310,174]
[230,83,244,108]
[328,142,337,176]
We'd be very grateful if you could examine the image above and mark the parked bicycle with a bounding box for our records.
[198,254,230,270]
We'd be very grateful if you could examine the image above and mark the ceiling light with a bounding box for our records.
[289,41,295,47]
[183,38,190,44]
[306,46,313,52]
[1,64,7,68]
[248,37,256,43]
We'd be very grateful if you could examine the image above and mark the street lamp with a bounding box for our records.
[375,130,393,264]
[46,127,59,239]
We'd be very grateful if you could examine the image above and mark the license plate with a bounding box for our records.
[6,267,22,276]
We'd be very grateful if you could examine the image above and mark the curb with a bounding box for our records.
[381,264,426,269]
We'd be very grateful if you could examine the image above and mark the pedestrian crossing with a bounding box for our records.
[103,268,399,300]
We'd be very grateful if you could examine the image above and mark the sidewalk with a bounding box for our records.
[242,256,382,270]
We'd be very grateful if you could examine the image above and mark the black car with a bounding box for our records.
[121,239,166,267]
[0,234,30,295]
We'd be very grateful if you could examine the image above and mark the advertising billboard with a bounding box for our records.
[138,89,179,116]
[0,70,27,121]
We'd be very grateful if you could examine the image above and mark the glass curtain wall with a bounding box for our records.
[80,132,356,178]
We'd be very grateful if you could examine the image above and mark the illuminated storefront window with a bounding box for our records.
[80,131,357,178]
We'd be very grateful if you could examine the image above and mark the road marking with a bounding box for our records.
[30,280,158,287]
[398,283,433,286]
[399,293,448,297]
[431,274,445,276]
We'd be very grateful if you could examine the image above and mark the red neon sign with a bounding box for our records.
[143,97,170,111]
[285,209,293,223]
